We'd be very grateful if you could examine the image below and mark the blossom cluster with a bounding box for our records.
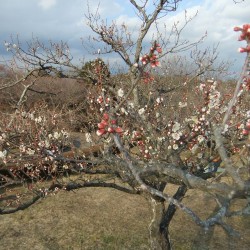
[97,95,110,105]
[96,113,123,136]
[4,42,19,52]
[142,71,154,84]
[234,24,250,53]
[0,110,70,165]
[239,120,250,136]
[140,43,162,68]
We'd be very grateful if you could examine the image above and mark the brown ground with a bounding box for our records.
[0,183,250,250]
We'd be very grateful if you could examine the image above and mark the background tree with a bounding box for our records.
[79,58,110,85]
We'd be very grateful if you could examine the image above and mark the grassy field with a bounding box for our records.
[1,183,250,250]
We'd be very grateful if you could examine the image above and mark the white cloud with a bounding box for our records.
[38,0,57,10]
[0,0,249,73]
[142,0,250,73]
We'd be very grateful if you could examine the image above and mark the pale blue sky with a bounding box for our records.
[0,0,249,75]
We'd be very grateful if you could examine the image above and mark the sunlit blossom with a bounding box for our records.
[156,97,163,104]
[85,133,92,143]
[197,135,205,143]
[172,122,180,132]
[121,107,128,115]
[26,148,35,155]
[138,108,145,115]
[53,132,60,139]
[117,88,124,97]
[0,150,7,158]
[179,102,187,108]
[172,132,181,140]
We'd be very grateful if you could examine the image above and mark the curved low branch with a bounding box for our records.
[63,181,140,194]
[0,194,42,215]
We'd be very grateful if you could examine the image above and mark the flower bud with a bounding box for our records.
[115,127,123,134]
[100,120,108,126]
[242,129,249,136]
[108,127,115,133]
[103,113,109,121]
[96,129,106,136]
[98,122,106,129]
[233,26,242,32]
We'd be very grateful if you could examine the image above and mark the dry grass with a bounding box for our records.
[0,187,150,250]
[1,184,250,250]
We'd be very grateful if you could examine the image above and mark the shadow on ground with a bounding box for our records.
[0,185,250,250]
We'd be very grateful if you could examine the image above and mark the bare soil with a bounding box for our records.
[0,184,250,250]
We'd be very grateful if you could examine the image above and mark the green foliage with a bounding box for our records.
[79,58,110,84]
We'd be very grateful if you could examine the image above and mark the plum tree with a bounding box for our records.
[0,1,250,249]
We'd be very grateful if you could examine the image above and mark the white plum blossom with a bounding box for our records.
[199,115,206,122]
[123,130,129,136]
[173,144,179,150]
[26,148,35,155]
[178,102,187,108]
[35,116,43,123]
[45,140,50,148]
[121,107,128,115]
[210,81,217,90]
[0,150,7,158]
[138,108,145,115]
[117,88,124,97]
[61,130,69,138]
[157,137,165,142]
[128,102,134,108]
[85,133,93,143]
[207,79,214,83]
[172,122,180,132]
[19,144,26,153]
[197,135,205,143]
[28,112,35,120]
[53,132,61,139]
[172,132,181,140]
[208,90,221,110]
[156,97,163,104]
[201,107,206,112]
[199,83,206,91]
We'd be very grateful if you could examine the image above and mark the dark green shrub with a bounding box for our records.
[79,58,110,84]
